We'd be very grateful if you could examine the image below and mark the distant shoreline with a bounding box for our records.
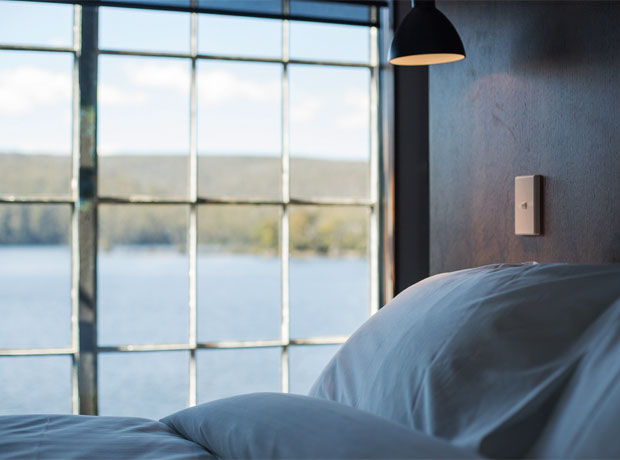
[0,244,367,258]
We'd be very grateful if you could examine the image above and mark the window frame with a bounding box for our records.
[0,0,394,415]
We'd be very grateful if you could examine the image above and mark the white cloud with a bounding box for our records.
[291,97,323,123]
[336,89,369,129]
[0,66,71,114]
[121,61,279,106]
[125,61,189,93]
[197,69,279,105]
[99,84,147,107]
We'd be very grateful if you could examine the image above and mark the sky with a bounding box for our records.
[0,1,372,161]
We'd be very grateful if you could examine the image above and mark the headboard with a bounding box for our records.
[428,0,620,274]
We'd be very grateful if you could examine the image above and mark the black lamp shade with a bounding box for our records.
[389,2,465,66]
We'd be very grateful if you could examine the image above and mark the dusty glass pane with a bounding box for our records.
[0,51,72,198]
[197,348,280,403]
[99,351,188,419]
[289,21,369,63]
[289,206,369,338]
[289,344,340,395]
[289,65,369,199]
[98,55,190,199]
[0,1,73,48]
[198,14,281,58]
[0,356,72,415]
[198,205,280,342]
[0,205,71,349]
[100,7,190,54]
[98,205,188,346]
[197,61,281,199]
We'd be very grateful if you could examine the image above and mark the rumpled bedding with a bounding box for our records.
[0,395,481,460]
[0,414,216,459]
[309,263,620,459]
[161,392,482,459]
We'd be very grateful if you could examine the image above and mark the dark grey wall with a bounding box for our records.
[429,1,620,274]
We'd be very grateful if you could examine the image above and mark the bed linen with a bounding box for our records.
[0,414,216,460]
[0,395,480,460]
[310,263,620,458]
[161,392,482,459]
[528,296,620,459]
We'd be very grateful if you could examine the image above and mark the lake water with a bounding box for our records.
[0,247,369,419]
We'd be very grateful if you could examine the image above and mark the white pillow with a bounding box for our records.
[529,296,620,459]
[160,392,481,459]
[309,263,620,458]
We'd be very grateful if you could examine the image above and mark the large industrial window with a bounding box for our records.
[0,0,391,418]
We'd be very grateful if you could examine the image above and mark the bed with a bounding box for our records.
[2,262,620,459]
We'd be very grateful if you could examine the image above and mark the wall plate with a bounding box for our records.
[515,175,541,236]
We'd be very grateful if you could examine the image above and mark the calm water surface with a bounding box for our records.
[0,246,368,419]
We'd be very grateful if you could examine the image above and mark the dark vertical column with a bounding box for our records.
[77,4,98,415]
[392,0,430,294]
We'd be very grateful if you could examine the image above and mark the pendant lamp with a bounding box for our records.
[389,0,465,66]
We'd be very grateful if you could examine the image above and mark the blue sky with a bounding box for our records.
[0,1,371,161]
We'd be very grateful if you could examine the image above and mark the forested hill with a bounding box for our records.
[0,154,369,255]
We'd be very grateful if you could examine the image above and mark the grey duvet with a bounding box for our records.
[0,414,216,460]
[0,393,481,460]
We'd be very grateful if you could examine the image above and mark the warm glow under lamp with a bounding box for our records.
[389,0,466,66]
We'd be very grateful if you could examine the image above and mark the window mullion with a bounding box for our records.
[369,10,380,316]
[188,6,198,408]
[280,0,291,394]
[70,3,81,416]
[378,6,395,305]
[76,3,99,415]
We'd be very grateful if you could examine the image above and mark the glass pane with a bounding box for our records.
[100,7,190,54]
[289,344,340,395]
[290,22,369,63]
[197,348,280,403]
[198,205,280,342]
[289,65,369,199]
[198,61,281,199]
[117,0,190,7]
[0,1,73,48]
[198,14,281,58]
[289,206,368,338]
[98,205,188,346]
[99,55,190,199]
[0,356,71,415]
[0,51,72,197]
[0,205,71,349]
[289,0,370,24]
[99,351,188,419]
[197,0,281,16]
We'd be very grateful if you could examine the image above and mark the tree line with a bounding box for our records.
[0,154,369,256]
[0,204,368,256]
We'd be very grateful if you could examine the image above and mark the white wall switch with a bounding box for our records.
[515,175,541,236]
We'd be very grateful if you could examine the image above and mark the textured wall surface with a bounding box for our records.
[429,1,620,274]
